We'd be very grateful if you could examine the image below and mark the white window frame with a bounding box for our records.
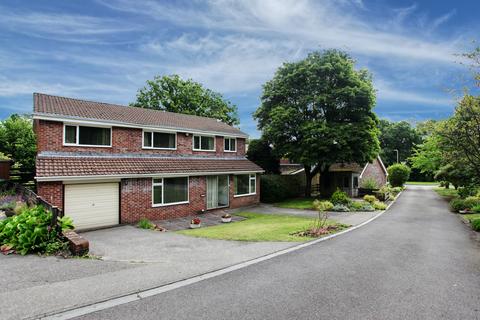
[233,173,256,197]
[192,134,216,152]
[142,130,177,150]
[152,177,190,207]
[224,137,237,152]
[63,123,112,148]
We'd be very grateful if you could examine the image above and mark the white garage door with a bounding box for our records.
[64,183,119,230]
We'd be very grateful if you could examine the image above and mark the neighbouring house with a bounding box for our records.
[33,93,263,230]
[282,156,388,197]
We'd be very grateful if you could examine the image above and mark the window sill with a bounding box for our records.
[224,150,237,153]
[63,144,112,148]
[152,201,189,207]
[233,193,256,198]
[192,149,216,152]
[143,147,177,151]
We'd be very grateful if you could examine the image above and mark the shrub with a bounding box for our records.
[349,201,364,211]
[260,174,306,203]
[313,200,334,212]
[138,218,155,230]
[472,205,480,214]
[458,186,478,199]
[464,196,480,210]
[331,204,350,212]
[373,201,387,210]
[0,205,70,255]
[360,177,379,190]
[450,198,466,212]
[360,203,375,212]
[330,189,351,206]
[471,219,480,232]
[387,164,411,187]
[363,195,377,204]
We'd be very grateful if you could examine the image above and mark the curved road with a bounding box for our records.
[77,186,480,319]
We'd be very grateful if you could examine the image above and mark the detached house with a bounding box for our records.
[33,93,262,230]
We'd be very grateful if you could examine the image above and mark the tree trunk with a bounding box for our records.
[304,165,312,198]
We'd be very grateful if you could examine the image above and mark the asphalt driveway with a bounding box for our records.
[78,185,480,320]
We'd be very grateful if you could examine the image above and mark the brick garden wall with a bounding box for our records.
[35,120,245,157]
[37,181,63,209]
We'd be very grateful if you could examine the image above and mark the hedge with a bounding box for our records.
[260,174,306,203]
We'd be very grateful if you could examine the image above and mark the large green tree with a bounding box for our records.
[246,138,280,174]
[255,50,380,196]
[0,114,36,173]
[131,74,240,125]
[377,119,421,166]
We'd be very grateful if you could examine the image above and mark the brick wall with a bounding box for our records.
[37,181,63,209]
[360,158,387,187]
[229,174,260,209]
[120,177,207,223]
[35,120,245,157]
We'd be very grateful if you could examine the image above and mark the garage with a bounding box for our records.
[64,183,119,230]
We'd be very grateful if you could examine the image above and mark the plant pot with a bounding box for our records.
[190,223,201,229]
[221,217,232,223]
[459,209,471,214]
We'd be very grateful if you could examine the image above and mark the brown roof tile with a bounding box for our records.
[329,163,363,172]
[36,156,262,179]
[33,93,247,137]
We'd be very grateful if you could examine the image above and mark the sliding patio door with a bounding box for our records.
[206,175,229,209]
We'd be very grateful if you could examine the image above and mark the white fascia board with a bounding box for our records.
[33,113,249,139]
[35,170,264,182]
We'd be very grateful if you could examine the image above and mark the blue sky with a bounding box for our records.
[0,0,478,137]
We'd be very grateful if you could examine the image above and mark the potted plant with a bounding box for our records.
[221,213,232,223]
[190,217,201,229]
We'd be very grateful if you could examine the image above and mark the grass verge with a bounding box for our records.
[177,212,345,242]
[434,187,459,199]
[462,213,480,222]
[274,198,316,210]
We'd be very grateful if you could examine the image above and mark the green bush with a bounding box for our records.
[464,196,480,210]
[330,189,351,206]
[387,164,411,187]
[360,177,379,190]
[138,218,155,230]
[363,195,377,204]
[0,205,71,255]
[349,201,364,211]
[360,203,375,212]
[471,218,480,232]
[472,205,480,214]
[458,186,478,199]
[449,198,466,212]
[260,174,306,203]
[331,204,350,212]
[373,201,387,210]
[313,200,334,212]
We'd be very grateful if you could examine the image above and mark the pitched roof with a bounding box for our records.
[36,155,263,181]
[328,163,363,172]
[33,93,247,137]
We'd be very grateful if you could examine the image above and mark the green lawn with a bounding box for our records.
[177,212,344,242]
[406,181,439,185]
[434,187,459,199]
[462,213,480,222]
[274,198,316,210]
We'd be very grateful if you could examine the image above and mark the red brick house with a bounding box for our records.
[33,93,263,230]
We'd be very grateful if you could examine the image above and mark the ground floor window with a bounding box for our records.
[152,177,189,206]
[234,174,256,196]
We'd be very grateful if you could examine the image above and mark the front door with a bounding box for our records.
[206,175,229,209]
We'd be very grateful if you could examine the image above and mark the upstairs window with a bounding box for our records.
[143,131,176,149]
[64,124,111,147]
[193,135,215,151]
[224,137,236,152]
